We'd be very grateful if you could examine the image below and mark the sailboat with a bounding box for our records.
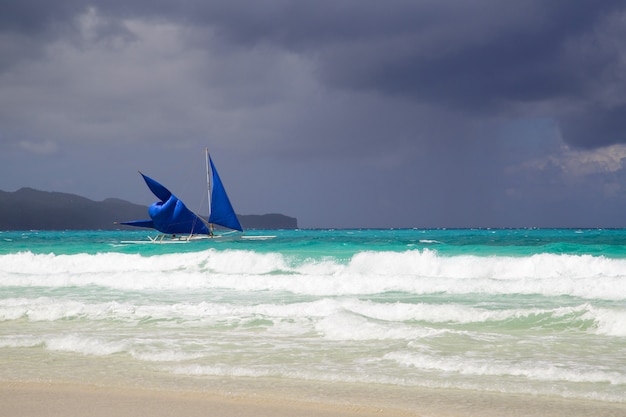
[121,149,255,243]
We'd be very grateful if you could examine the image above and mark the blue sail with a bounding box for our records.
[122,173,210,235]
[208,156,243,232]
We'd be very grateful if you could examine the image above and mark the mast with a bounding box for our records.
[205,148,211,213]
[205,147,213,234]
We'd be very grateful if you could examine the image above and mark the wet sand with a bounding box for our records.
[2,381,626,417]
[0,382,411,417]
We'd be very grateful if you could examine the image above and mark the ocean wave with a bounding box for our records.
[2,297,624,338]
[1,249,625,300]
[3,231,626,405]
[385,351,626,385]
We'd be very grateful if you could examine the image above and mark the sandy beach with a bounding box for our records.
[3,381,626,417]
[1,382,409,417]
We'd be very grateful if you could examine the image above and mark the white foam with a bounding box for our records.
[45,334,128,356]
[131,350,206,363]
[2,294,623,344]
[0,335,43,348]
[584,306,626,337]
[385,351,626,385]
[315,310,446,341]
[170,364,275,378]
[3,249,624,300]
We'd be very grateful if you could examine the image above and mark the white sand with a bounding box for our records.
[3,381,626,417]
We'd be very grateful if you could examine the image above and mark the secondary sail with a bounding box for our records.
[121,173,210,235]
[208,156,243,232]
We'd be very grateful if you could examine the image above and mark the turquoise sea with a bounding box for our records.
[1,228,625,411]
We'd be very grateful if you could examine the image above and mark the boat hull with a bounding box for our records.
[121,233,275,244]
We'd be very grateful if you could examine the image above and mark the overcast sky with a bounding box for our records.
[2,1,626,228]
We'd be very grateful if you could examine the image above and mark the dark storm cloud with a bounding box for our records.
[257,0,626,150]
[175,5,621,113]
[119,0,626,149]
[561,105,626,149]
[0,0,83,33]
[4,1,626,149]
[315,1,620,104]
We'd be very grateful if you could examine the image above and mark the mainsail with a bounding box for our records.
[122,150,243,236]
[208,155,243,232]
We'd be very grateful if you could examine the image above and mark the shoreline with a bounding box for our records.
[3,380,626,417]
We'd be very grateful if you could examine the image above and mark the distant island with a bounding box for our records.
[0,188,297,230]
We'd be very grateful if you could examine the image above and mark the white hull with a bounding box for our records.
[121,233,275,244]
